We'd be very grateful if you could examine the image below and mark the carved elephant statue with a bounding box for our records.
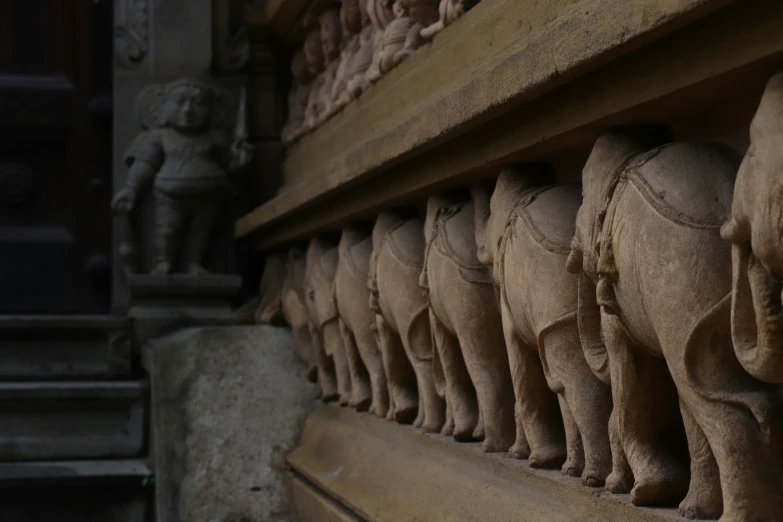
[335,226,390,417]
[472,170,613,486]
[568,128,783,521]
[256,250,318,384]
[370,210,445,430]
[304,237,354,406]
[421,192,516,450]
[722,71,783,384]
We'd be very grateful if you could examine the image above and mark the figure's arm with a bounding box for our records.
[220,130,255,174]
[112,131,163,214]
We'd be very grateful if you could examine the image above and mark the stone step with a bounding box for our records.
[0,460,153,522]
[0,380,147,462]
[0,315,132,380]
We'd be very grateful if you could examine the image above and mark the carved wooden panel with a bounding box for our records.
[0,0,113,313]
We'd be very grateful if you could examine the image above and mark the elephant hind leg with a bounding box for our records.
[606,407,633,493]
[558,396,584,479]
[542,322,612,487]
[678,399,723,520]
[404,312,445,433]
[375,313,418,424]
[430,309,479,441]
[602,313,688,507]
[339,318,372,412]
[355,327,390,418]
[501,305,564,467]
[311,324,338,402]
[441,399,455,436]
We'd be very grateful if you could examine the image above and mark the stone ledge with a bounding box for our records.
[236,0,746,245]
[288,403,685,522]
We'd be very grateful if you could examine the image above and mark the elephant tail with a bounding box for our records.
[681,292,780,443]
[576,271,611,385]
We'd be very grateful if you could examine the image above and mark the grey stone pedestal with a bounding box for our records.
[143,325,317,522]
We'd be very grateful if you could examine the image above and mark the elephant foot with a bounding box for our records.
[581,468,607,488]
[320,390,339,403]
[370,401,389,419]
[481,436,511,454]
[353,396,371,413]
[561,455,585,479]
[441,416,455,437]
[413,412,424,429]
[529,444,567,470]
[678,485,723,520]
[631,468,689,507]
[393,403,418,425]
[422,419,443,434]
[605,466,633,493]
[472,422,485,441]
[386,405,395,421]
[452,422,480,443]
[508,440,531,460]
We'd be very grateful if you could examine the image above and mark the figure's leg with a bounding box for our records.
[403,308,445,433]
[339,319,372,412]
[663,306,783,522]
[541,322,612,487]
[375,313,418,424]
[186,200,220,275]
[500,303,563,467]
[558,395,584,479]
[602,313,688,506]
[430,309,479,441]
[678,399,723,520]
[454,302,516,452]
[354,325,389,418]
[153,192,185,274]
[309,324,338,402]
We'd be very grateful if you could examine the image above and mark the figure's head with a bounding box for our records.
[341,0,363,36]
[159,78,212,132]
[392,0,407,18]
[401,0,440,27]
[320,7,343,61]
[304,29,325,76]
[291,50,312,84]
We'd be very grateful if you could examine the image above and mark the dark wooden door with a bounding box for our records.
[0,0,113,313]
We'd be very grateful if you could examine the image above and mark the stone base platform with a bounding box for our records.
[288,404,688,522]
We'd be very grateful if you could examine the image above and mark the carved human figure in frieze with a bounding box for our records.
[336,0,375,108]
[302,29,326,136]
[722,71,783,384]
[305,236,354,406]
[369,210,445,430]
[314,6,344,124]
[420,0,480,40]
[330,0,363,112]
[364,0,396,83]
[281,51,314,145]
[112,78,254,275]
[568,128,783,520]
[335,226,390,418]
[472,169,612,486]
[421,192,516,451]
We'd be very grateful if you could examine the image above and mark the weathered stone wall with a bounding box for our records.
[145,325,317,522]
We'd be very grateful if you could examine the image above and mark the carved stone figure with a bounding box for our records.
[314,7,344,124]
[335,226,390,418]
[376,1,418,75]
[257,249,320,385]
[365,0,396,83]
[330,0,363,112]
[338,1,375,108]
[722,71,783,383]
[472,171,612,486]
[302,29,326,137]
[568,128,783,520]
[281,51,314,145]
[420,0,479,40]
[421,193,516,451]
[112,78,254,275]
[305,236,355,406]
[370,210,445,430]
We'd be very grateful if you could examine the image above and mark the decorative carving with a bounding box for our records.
[365,0,396,83]
[335,226,390,418]
[305,236,352,404]
[112,78,255,275]
[301,29,327,138]
[281,51,314,144]
[420,0,480,40]
[722,71,783,384]
[115,0,148,69]
[0,162,36,205]
[472,170,613,485]
[213,0,249,73]
[422,192,516,450]
[369,210,445,430]
[568,128,783,520]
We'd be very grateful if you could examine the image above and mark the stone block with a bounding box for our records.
[145,325,317,522]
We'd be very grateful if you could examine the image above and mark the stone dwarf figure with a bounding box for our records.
[420,0,480,40]
[315,6,344,124]
[329,0,366,113]
[112,78,255,275]
[377,0,440,75]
